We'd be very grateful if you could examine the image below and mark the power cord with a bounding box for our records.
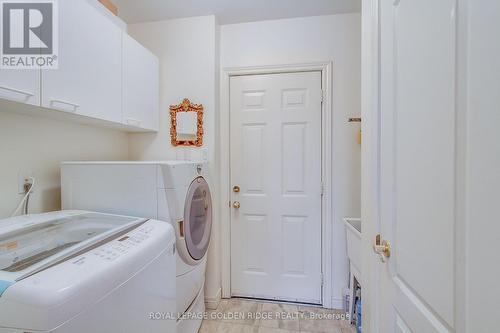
[24,190,31,215]
[11,177,35,217]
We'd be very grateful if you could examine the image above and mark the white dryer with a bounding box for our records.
[0,211,176,333]
[61,161,213,333]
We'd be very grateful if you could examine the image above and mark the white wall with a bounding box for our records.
[126,16,222,306]
[0,112,129,219]
[221,13,361,307]
[127,16,218,164]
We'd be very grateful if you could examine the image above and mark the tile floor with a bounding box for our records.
[201,298,356,333]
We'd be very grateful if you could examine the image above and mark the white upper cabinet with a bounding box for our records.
[0,70,40,106]
[41,0,122,122]
[0,0,159,132]
[122,34,159,131]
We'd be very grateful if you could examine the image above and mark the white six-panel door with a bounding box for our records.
[229,72,323,304]
[374,0,459,332]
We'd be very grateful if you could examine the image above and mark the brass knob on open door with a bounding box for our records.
[233,201,241,209]
[373,234,391,262]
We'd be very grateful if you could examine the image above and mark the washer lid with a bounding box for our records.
[184,177,212,260]
[0,211,145,291]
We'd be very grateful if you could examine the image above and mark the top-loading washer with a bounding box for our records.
[0,210,176,333]
[60,161,213,333]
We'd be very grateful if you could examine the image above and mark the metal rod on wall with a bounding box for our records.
[348,117,362,123]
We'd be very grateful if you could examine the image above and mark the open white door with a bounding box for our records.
[369,0,460,332]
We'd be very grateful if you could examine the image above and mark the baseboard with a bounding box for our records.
[205,287,222,310]
[205,289,343,311]
[330,297,345,311]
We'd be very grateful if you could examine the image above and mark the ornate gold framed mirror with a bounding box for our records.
[169,98,204,147]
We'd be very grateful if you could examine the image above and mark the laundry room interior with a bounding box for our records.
[0,1,497,333]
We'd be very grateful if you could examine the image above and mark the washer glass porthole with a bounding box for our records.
[183,177,212,260]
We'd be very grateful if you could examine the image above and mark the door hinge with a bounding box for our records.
[320,90,324,102]
[321,182,325,196]
[320,274,324,286]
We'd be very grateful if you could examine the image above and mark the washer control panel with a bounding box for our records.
[91,224,154,262]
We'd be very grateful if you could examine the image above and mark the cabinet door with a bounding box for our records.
[42,0,122,122]
[0,70,40,106]
[122,34,159,131]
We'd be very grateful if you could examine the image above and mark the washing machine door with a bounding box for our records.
[183,176,212,261]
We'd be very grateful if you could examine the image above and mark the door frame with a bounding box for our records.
[219,62,334,308]
[360,0,381,330]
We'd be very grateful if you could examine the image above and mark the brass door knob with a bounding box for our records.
[373,234,391,262]
[233,186,240,193]
[233,201,241,209]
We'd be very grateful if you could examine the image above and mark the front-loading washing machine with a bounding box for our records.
[60,161,213,333]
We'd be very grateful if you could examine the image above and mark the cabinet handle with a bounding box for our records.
[125,117,142,126]
[50,99,80,112]
[0,86,34,97]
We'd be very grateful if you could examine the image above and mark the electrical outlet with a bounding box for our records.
[18,171,35,194]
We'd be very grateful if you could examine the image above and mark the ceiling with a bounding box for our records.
[111,0,361,25]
